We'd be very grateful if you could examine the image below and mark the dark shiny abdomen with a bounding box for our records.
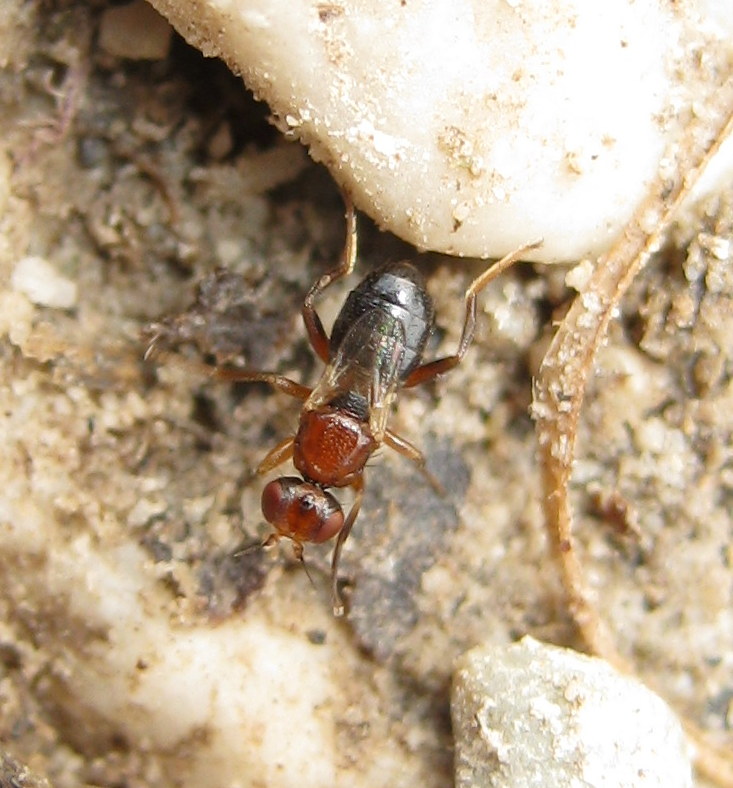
[329,261,435,380]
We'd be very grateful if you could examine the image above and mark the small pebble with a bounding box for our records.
[11,256,78,310]
[99,0,172,61]
[452,636,692,788]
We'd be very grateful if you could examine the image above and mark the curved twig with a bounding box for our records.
[532,83,733,784]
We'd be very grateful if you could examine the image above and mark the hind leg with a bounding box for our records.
[301,192,358,362]
[403,240,542,388]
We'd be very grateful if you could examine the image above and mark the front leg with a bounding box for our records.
[255,436,296,476]
[331,475,364,617]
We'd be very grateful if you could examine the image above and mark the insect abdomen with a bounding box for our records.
[329,261,435,379]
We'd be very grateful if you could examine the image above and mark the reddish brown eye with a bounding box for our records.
[261,477,344,544]
[261,477,298,526]
[310,495,344,544]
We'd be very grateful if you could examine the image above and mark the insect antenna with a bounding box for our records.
[232,532,280,558]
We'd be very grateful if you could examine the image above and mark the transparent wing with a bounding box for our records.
[307,309,406,440]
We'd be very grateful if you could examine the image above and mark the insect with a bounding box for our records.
[151,195,538,615]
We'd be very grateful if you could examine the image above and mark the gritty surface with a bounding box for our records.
[452,637,692,787]
[146,0,733,261]
[0,2,730,787]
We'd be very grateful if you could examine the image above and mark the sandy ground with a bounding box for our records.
[0,3,730,786]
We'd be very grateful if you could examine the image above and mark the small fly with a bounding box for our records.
[149,195,539,615]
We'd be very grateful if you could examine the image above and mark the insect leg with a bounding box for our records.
[144,343,312,400]
[402,240,542,388]
[212,367,312,400]
[331,475,364,616]
[302,192,358,362]
[255,436,295,475]
[384,429,445,495]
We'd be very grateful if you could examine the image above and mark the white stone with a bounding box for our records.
[99,0,172,61]
[147,0,733,262]
[452,636,692,787]
[11,256,78,309]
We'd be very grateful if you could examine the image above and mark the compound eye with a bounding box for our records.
[310,492,344,544]
[261,477,299,527]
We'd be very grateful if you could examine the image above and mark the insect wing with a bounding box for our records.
[316,309,405,438]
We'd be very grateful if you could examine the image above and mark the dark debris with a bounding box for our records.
[346,438,470,661]
[145,268,296,368]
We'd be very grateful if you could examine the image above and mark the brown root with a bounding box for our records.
[532,78,733,786]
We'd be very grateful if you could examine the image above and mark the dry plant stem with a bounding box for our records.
[533,95,733,785]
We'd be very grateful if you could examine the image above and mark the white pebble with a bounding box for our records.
[147,0,733,262]
[99,0,172,61]
[452,636,692,788]
[11,256,78,309]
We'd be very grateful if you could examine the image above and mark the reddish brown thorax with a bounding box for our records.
[294,407,376,487]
